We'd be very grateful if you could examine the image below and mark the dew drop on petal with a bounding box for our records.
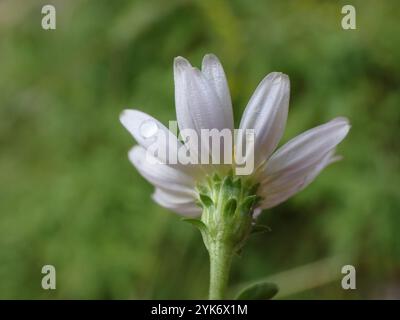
[139,120,158,139]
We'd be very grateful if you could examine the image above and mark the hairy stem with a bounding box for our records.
[208,240,233,300]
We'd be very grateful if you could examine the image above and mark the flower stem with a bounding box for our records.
[208,240,233,300]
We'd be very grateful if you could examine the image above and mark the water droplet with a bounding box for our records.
[139,120,158,139]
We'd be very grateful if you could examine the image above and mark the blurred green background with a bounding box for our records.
[0,0,399,299]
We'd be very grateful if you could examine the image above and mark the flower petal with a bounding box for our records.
[201,54,234,131]
[174,56,233,167]
[120,109,178,160]
[120,109,202,177]
[174,57,196,132]
[152,188,201,217]
[256,117,350,211]
[174,56,229,132]
[263,117,350,178]
[238,72,290,169]
[259,150,340,209]
[128,146,197,196]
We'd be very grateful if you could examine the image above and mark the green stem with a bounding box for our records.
[208,240,233,300]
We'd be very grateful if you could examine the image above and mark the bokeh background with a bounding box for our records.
[1,0,399,299]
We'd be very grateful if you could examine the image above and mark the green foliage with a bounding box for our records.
[236,282,278,300]
[182,218,207,233]
[0,0,399,299]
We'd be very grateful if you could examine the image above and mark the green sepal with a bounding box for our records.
[236,282,279,300]
[181,218,207,233]
[232,177,242,190]
[251,224,271,235]
[199,194,214,208]
[248,182,260,195]
[221,175,234,193]
[222,175,242,200]
[196,184,209,195]
[213,182,221,192]
[212,173,221,182]
[223,198,237,217]
[239,195,260,215]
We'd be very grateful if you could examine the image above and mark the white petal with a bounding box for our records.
[302,151,342,187]
[264,117,350,177]
[259,151,338,209]
[152,188,201,217]
[174,57,233,167]
[201,54,234,131]
[120,109,178,161]
[174,56,228,132]
[120,109,202,177]
[238,72,290,168]
[174,57,196,132]
[128,146,197,196]
[257,117,350,211]
[154,187,195,203]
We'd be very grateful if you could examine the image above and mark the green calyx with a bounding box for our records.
[195,172,262,253]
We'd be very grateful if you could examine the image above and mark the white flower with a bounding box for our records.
[120,54,350,218]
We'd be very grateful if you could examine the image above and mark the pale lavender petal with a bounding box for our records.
[128,146,197,196]
[174,56,233,166]
[174,57,197,132]
[259,150,339,209]
[152,188,201,217]
[201,54,234,131]
[264,117,350,178]
[174,57,227,132]
[120,109,178,160]
[238,72,290,169]
[120,109,202,177]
